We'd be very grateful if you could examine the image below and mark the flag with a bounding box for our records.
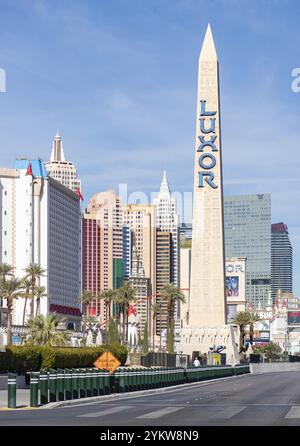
[26,163,33,176]
[75,188,84,201]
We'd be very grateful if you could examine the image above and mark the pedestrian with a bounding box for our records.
[193,357,200,367]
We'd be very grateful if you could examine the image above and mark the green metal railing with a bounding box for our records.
[5,364,250,408]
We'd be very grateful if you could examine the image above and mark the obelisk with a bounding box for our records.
[189,24,226,326]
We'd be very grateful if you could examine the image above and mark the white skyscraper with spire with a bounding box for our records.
[153,170,180,286]
[45,133,82,194]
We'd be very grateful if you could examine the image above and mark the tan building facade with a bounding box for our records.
[83,190,123,324]
[122,204,156,295]
[156,230,172,335]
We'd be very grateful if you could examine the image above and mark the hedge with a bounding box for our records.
[0,344,128,373]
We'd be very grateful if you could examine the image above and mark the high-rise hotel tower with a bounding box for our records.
[45,133,81,194]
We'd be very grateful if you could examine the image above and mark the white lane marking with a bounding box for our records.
[211,406,246,419]
[137,406,183,419]
[78,405,134,418]
[285,406,300,419]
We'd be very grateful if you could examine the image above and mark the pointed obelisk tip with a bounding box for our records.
[199,23,218,61]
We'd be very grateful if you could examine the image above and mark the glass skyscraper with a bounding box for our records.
[271,222,293,299]
[224,194,271,308]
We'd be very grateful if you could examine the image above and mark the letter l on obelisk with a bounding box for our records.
[189,23,226,327]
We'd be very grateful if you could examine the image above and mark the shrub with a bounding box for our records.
[0,345,41,373]
[0,344,128,372]
[253,342,282,362]
[109,342,128,365]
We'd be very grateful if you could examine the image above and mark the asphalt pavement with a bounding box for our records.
[1,371,300,426]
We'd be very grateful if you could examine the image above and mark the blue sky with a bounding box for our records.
[0,0,299,293]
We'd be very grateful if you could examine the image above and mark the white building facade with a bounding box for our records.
[45,133,81,194]
[153,171,180,286]
[0,159,82,338]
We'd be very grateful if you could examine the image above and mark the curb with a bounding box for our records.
[41,373,250,410]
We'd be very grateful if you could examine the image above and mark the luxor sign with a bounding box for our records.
[197,100,218,189]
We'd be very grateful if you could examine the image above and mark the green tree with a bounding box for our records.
[115,282,136,344]
[167,319,175,353]
[35,286,47,316]
[253,342,282,362]
[21,278,32,326]
[151,302,160,351]
[26,314,70,346]
[159,283,186,353]
[24,263,46,317]
[79,290,95,316]
[248,312,262,345]
[233,311,251,353]
[0,276,25,344]
[0,263,14,280]
[142,322,149,355]
[98,289,116,328]
[108,318,120,344]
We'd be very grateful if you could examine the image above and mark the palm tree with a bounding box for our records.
[35,286,47,316]
[0,277,25,344]
[159,283,186,353]
[26,314,70,346]
[248,312,262,345]
[21,278,32,325]
[115,282,136,345]
[79,290,95,316]
[151,302,160,351]
[24,263,46,317]
[98,289,116,327]
[0,263,15,280]
[233,311,251,353]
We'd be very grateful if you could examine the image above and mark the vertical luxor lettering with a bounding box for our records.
[198,100,218,189]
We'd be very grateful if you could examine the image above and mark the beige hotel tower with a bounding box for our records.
[180,24,239,364]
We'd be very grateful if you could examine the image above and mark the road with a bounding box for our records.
[1,371,300,426]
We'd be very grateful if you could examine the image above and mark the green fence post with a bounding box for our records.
[57,368,65,401]
[30,372,39,407]
[72,368,79,399]
[79,369,86,398]
[86,368,93,398]
[49,369,57,402]
[120,368,126,393]
[140,368,145,390]
[39,370,49,405]
[65,369,72,400]
[98,369,104,395]
[128,368,133,392]
[123,367,129,392]
[7,372,17,409]
[107,370,112,394]
[146,367,150,389]
[92,368,99,397]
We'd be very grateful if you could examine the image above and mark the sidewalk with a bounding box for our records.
[0,389,30,409]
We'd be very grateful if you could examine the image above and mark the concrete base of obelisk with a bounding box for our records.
[180,324,240,366]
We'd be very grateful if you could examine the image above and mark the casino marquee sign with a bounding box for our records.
[197,100,218,189]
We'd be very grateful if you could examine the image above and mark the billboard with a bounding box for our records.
[226,276,239,297]
[246,320,270,342]
[227,304,237,322]
[288,311,300,326]
[225,258,246,308]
